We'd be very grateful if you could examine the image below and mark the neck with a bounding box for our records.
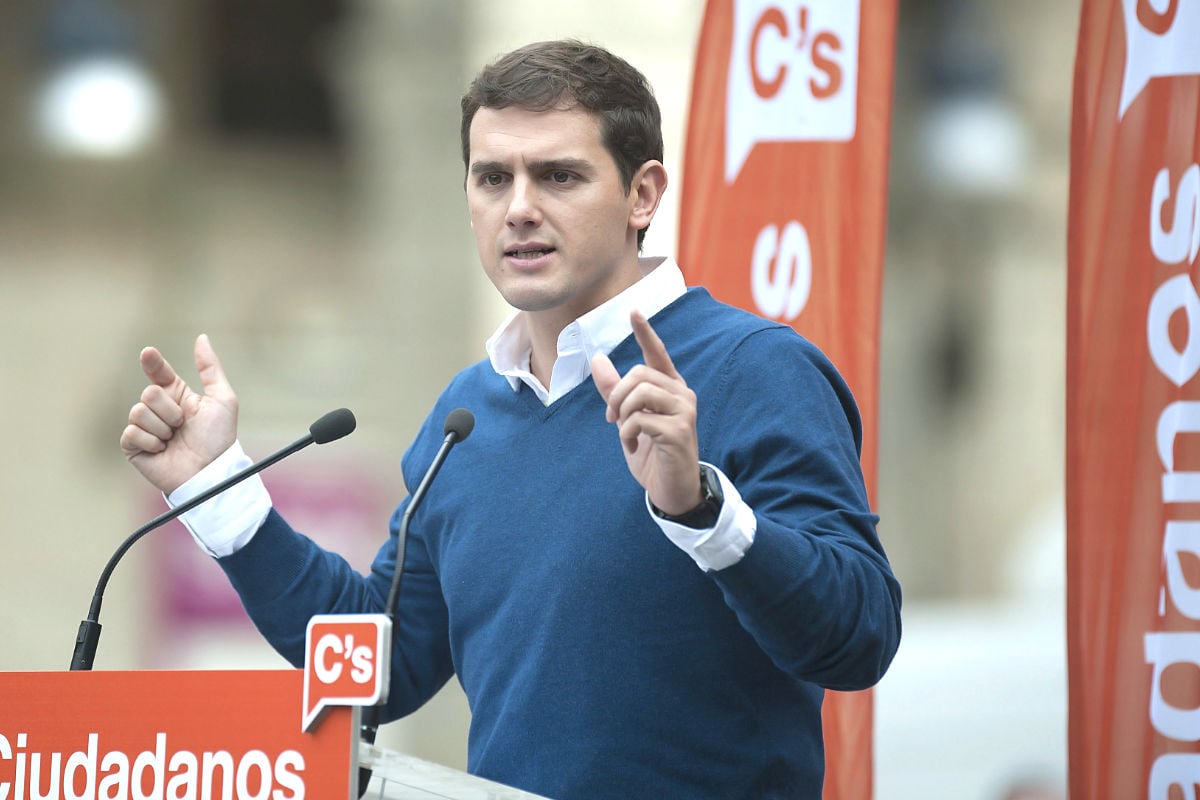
[528,328,556,390]
[525,255,652,388]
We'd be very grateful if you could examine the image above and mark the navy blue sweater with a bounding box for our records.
[220,288,901,799]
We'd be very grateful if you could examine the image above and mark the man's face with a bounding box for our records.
[466,104,645,332]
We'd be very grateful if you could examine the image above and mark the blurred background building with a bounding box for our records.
[0,1,1072,797]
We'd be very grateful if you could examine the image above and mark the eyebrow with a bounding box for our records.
[469,157,596,177]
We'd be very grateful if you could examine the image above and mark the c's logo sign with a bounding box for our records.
[302,614,391,732]
[313,630,377,685]
[726,0,861,182]
[749,5,843,101]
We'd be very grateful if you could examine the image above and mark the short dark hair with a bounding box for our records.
[461,40,664,249]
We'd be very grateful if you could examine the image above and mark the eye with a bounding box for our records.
[482,173,506,187]
[549,171,573,184]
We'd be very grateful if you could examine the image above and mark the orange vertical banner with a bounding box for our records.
[678,1,896,798]
[1068,1,1200,798]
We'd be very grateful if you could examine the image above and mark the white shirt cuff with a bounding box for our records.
[165,441,272,558]
[647,463,757,572]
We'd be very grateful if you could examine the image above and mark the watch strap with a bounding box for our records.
[651,465,725,529]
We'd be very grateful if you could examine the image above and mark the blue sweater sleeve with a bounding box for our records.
[700,327,901,691]
[217,504,456,719]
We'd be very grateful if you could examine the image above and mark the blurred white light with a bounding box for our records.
[918,94,1031,197]
[34,56,164,158]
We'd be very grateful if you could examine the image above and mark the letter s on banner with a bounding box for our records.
[302,614,391,732]
[1149,165,1200,267]
[751,221,812,321]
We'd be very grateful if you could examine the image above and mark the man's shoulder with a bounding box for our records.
[401,358,506,470]
[448,356,498,384]
[662,288,818,356]
[423,358,510,424]
[659,288,852,395]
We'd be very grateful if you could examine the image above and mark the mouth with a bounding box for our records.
[505,245,556,260]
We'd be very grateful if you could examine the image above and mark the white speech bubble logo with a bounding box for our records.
[1119,0,1200,118]
[302,613,391,732]
[725,0,861,183]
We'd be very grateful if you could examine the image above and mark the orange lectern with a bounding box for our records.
[0,669,549,799]
[2,670,355,798]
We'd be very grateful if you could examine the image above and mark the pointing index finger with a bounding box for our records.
[630,310,679,378]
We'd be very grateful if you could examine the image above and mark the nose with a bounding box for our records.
[506,175,542,228]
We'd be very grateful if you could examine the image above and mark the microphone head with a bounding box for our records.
[444,408,475,442]
[310,408,357,444]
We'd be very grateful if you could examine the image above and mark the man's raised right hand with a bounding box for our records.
[119,334,239,495]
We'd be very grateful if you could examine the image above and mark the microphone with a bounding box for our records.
[384,408,474,618]
[69,408,357,671]
[358,408,473,791]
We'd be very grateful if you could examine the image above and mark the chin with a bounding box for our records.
[494,282,563,314]
[505,294,560,314]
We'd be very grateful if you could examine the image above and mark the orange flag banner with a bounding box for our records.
[1067,1,1200,798]
[678,1,897,797]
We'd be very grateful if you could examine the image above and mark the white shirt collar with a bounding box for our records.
[485,256,687,404]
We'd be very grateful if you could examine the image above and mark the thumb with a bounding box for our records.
[193,334,235,403]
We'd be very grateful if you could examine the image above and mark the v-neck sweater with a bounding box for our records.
[219,287,901,800]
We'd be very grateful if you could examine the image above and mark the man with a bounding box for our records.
[121,40,901,799]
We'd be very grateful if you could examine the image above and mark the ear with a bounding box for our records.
[627,160,668,235]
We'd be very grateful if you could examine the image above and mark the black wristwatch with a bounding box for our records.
[652,465,724,529]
